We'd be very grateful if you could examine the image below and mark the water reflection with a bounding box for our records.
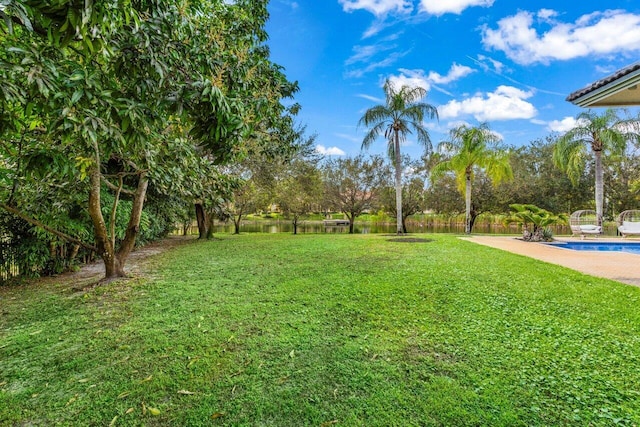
[182,220,619,236]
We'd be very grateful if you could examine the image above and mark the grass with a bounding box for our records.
[1,233,640,426]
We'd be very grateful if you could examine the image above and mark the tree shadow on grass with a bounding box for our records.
[385,237,433,243]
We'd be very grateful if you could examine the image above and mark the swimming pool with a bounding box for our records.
[547,241,640,254]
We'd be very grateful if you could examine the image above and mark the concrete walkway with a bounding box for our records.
[461,236,640,287]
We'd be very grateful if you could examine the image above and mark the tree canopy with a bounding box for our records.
[0,0,298,279]
[553,109,640,222]
[359,79,438,234]
[431,123,512,234]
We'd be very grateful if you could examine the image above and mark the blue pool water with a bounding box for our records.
[547,241,640,254]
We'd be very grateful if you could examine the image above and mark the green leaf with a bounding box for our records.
[121,117,130,133]
[71,90,83,104]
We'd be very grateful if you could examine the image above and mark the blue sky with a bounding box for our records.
[265,0,640,159]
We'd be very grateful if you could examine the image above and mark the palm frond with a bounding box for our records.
[361,121,388,150]
[358,105,391,128]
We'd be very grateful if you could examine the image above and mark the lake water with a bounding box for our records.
[183,220,620,237]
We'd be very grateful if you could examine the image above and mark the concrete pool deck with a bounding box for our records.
[461,235,640,287]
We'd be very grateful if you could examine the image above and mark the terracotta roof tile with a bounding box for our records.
[566,61,640,102]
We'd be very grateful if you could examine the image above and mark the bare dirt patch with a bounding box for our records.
[386,237,433,243]
[0,236,197,294]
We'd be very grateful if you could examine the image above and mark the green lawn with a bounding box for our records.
[1,234,639,426]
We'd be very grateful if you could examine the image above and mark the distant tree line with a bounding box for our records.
[1,0,640,283]
[223,124,640,237]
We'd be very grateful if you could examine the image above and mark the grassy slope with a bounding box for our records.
[1,234,639,426]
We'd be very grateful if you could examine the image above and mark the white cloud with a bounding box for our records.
[546,117,581,133]
[537,9,557,21]
[476,54,505,74]
[278,0,298,9]
[444,120,472,133]
[419,0,494,16]
[532,116,590,132]
[388,69,431,91]
[357,94,384,103]
[346,44,389,66]
[439,85,537,121]
[339,0,412,17]
[387,63,473,91]
[316,145,346,156]
[482,9,640,65]
[427,63,475,84]
[335,132,363,143]
[595,65,617,74]
[442,121,503,141]
[363,20,389,38]
[345,50,410,78]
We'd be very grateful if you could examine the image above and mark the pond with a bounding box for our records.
[181,220,620,236]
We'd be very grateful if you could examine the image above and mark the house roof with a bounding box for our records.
[566,61,640,107]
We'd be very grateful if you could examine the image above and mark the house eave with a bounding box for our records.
[568,68,640,108]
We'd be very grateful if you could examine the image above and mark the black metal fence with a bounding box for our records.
[0,240,20,283]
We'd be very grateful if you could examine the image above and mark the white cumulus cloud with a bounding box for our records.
[419,0,494,16]
[339,0,412,16]
[439,85,537,121]
[387,63,474,91]
[545,117,581,133]
[388,70,431,91]
[316,145,346,156]
[427,63,475,84]
[533,116,593,133]
[482,9,640,65]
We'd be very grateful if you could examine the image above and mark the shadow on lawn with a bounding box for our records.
[385,236,433,243]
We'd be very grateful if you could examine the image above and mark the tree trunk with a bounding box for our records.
[0,204,95,252]
[206,213,215,239]
[394,131,403,235]
[292,218,298,235]
[594,149,604,226]
[195,203,209,239]
[469,207,479,234]
[233,214,242,234]
[114,173,149,272]
[88,165,120,279]
[465,170,472,234]
[67,244,80,262]
[348,214,355,234]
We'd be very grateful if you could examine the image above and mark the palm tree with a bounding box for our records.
[553,109,638,224]
[431,123,512,234]
[359,79,438,234]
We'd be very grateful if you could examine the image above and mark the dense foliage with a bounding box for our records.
[0,0,297,280]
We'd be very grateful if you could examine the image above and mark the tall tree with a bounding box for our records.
[431,123,512,234]
[276,159,323,235]
[0,0,295,280]
[359,79,438,234]
[606,144,640,216]
[553,109,639,223]
[228,177,261,235]
[322,155,385,234]
[380,158,427,233]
